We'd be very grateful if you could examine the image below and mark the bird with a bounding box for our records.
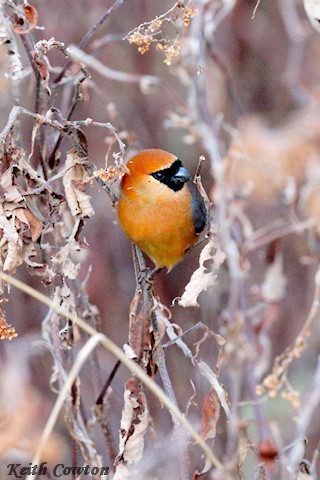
[117,149,207,271]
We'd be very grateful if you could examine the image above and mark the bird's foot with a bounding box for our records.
[137,267,162,289]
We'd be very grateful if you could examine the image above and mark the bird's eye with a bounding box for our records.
[153,171,164,180]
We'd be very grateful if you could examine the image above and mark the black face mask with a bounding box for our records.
[151,160,191,192]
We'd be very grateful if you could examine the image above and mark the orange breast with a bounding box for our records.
[117,184,197,271]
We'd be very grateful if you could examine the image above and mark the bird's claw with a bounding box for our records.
[137,267,162,289]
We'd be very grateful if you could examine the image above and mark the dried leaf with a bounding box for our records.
[123,343,138,360]
[51,243,80,280]
[258,437,278,466]
[29,264,55,284]
[4,241,23,273]
[23,244,55,284]
[114,378,149,479]
[178,237,225,308]
[0,204,23,273]
[295,461,314,479]
[15,208,42,241]
[31,51,49,80]
[1,165,24,203]
[198,360,231,419]
[129,308,151,360]
[186,380,198,414]
[24,4,38,27]
[199,388,220,441]
[13,3,38,34]
[261,252,286,302]
[24,209,43,241]
[193,457,214,479]
[62,150,95,218]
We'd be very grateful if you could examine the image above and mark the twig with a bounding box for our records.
[54,0,127,84]
[193,154,212,236]
[242,218,316,257]
[48,71,89,169]
[251,0,261,19]
[94,359,121,468]
[67,45,160,86]
[19,32,48,179]
[205,44,244,117]
[95,360,121,406]
[162,321,205,352]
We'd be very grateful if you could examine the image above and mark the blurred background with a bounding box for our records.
[1,0,320,478]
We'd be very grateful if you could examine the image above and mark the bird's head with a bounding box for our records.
[120,149,191,200]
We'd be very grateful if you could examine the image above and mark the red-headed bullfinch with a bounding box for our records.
[117,149,206,271]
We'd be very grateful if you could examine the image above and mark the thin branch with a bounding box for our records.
[95,360,121,406]
[251,0,261,20]
[242,218,316,257]
[66,44,160,86]
[48,71,89,169]
[19,33,48,179]
[54,0,126,84]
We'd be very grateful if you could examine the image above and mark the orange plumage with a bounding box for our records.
[117,149,206,271]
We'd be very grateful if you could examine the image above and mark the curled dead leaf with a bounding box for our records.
[0,205,23,273]
[62,150,95,218]
[3,239,23,273]
[296,461,314,479]
[24,4,38,28]
[13,4,38,34]
[178,237,225,308]
[193,457,214,479]
[24,244,55,284]
[51,243,80,280]
[15,208,42,242]
[199,388,220,441]
[198,360,231,420]
[23,209,42,241]
[114,378,149,479]
[1,165,24,203]
[31,51,49,80]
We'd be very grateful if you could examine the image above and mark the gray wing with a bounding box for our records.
[187,183,207,234]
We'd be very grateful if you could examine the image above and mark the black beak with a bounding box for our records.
[172,166,191,185]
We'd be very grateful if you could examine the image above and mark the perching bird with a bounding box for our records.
[117,149,207,271]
